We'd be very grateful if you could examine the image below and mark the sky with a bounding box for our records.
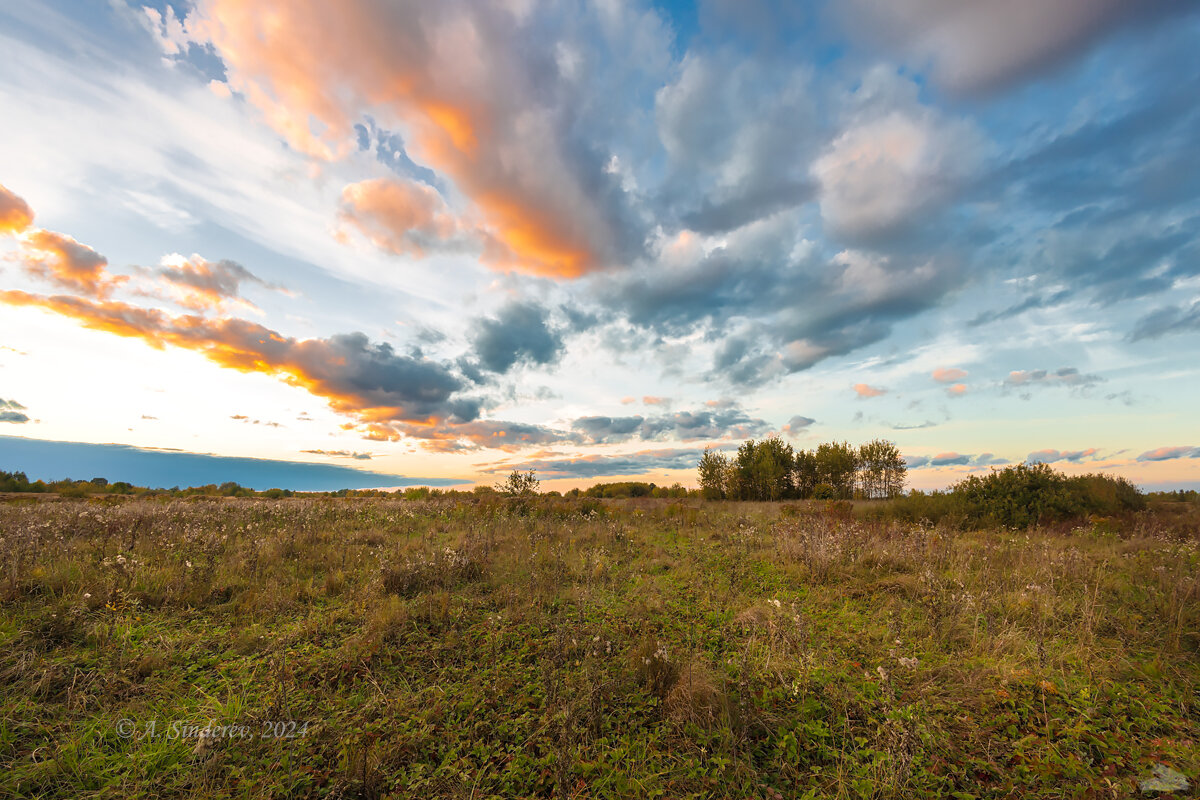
[1,0,1198,492]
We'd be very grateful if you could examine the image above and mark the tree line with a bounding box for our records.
[697,437,906,501]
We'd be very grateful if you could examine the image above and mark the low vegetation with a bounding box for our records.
[0,486,1196,798]
[880,463,1147,530]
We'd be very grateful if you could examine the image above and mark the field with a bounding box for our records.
[1,494,1197,798]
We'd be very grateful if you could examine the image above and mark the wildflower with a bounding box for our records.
[83,593,92,600]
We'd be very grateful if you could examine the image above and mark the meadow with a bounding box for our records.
[0,492,1196,798]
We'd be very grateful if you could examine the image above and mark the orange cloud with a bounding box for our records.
[189,0,614,277]
[947,383,967,395]
[932,366,967,383]
[0,183,34,235]
[338,178,466,257]
[854,383,887,398]
[0,290,477,432]
[17,229,126,298]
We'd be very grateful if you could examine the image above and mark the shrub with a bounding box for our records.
[881,464,1146,529]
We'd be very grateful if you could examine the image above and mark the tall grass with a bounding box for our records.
[0,494,1195,798]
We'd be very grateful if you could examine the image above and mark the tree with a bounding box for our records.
[793,449,818,498]
[753,436,795,501]
[697,448,730,500]
[857,439,905,499]
[815,441,858,499]
[498,469,540,496]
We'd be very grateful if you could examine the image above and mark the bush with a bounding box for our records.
[881,464,1145,530]
[811,483,835,500]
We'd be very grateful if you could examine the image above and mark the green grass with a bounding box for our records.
[0,495,1196,798]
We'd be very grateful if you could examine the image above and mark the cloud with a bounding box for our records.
[0,183,34,234]
[1137,445,1200,462]
[655,51,819,235]
[484,447,717,479]
[968,289,1072,328]
[932,367,967,383]
[183,0,654,277]
[14,229,126,298]
[367,418,578,453]
[1,398,30,423]
[893,420,937,430]
[812,107,982,240]
[1005,367,1101,389]
[0,290,484,435]
[854,383,887,398]
[231,415,283,428]
[642,396,669,406]
[143,254,277,312]
[301,449,373,460]
[1026,448,1101,464]
[782,415,816,436]
[468,300,565,374]
[599,216,964,386]
[840,0,1192,94]
[337,177,476,258]
[809,67,984,241]
[906,451,1012,469]
[1129,301,1200,341]
[570,403,771,445]
[946,383,967,396]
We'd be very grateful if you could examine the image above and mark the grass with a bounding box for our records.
[0,494,1196,798]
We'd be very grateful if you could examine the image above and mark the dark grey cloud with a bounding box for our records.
[681,180,814,235]
[0,397,28,424]
[1129,301,1200,341]
[969,289,1072,328]
[597,218,965,387]
[783,415,816,436]
[483,447,722,479]
[893,420,937,431]
[655,51,823,236]
[930,452,972,467]
[906,452,1013,470]
[469,301,565,374]
[569,403,771,445]
[572,415,645,442]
